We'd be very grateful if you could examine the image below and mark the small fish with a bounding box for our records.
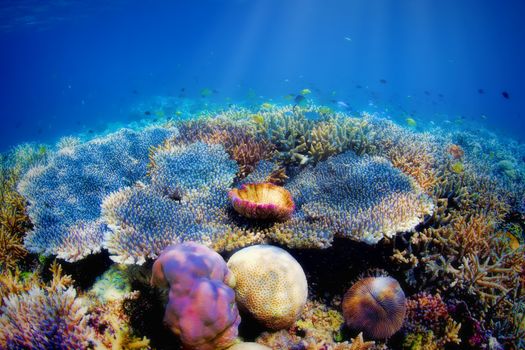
[284,94,295,100]
[480,114,487,120]
[424,90,431,96]
[252,114,264,125]
[336,101,350,109]
[502,91,510,99]
[261,102,273,109]
[200,88,212,97]
[405,117,417,127]
[294,95,305,104]
[300,88,311,95]
[355,84,362,89]
[344,36,352,42]
[478,88,485,94]
[379,79,387,84]
[132,89,139,95]
[144,111,152,116]
[438,93,444,98]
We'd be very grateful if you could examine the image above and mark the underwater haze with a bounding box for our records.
[0,0,525,150]
[2,1,525,350]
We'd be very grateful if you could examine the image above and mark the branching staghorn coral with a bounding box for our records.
[17,126,176,262]
[0,160,31,271]
[255,105,373,164]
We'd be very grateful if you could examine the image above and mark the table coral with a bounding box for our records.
[287,150,434,244]
[102,142,238,264]
[17,126,177,262]
[151,242,240,350]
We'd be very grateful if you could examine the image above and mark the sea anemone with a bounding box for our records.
[342,276,406,339]
[229,183,294,221]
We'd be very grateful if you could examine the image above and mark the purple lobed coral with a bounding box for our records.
[151,242,240,350]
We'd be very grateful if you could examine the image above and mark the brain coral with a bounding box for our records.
[151,242,240,350]
[17,126,176,262]
[226,245,308,330]
[102,142,238,264]
[286,150,434,244]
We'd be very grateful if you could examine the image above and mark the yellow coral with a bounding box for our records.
[227,245,308,329]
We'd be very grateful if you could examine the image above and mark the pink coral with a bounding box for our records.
[151,242,240,350]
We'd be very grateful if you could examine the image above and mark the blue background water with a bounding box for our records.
[0,0,524,151]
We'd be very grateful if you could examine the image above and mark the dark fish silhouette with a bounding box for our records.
[132,89,139,95]
[294,95,305,104]
[144,111,152,116]
[379,79,387,84]
[438,93,444,98]
[502,91,510,99]
[356,84,363,89]
[424,91,431,96]
[478,89,485,94]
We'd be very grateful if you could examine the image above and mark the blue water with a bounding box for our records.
[1,0,524,151]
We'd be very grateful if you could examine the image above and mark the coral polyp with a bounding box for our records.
[229,183,295,221]
[342,276,407,339]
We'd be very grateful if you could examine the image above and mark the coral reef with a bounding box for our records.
[174,120,276,178]
[255,300,376,350]
[102,142,238,264]
[401,292,461,349]
[151,242,240,350]
[255,105,372,164]
[287,150,434,244]
[17,126,176,262]
[0,262,92,349]
[229,183,294,221]
[227,245,308,329]
[0,158,31,271]
[342,276,406,339]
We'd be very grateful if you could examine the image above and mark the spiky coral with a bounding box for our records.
[0,161,30,271]
[255,105,372,164]
[0,262,91,349]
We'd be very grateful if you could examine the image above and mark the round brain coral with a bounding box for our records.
[151,242,240,350]
[229,183,294,221]
[226,245,307,330]
[342,276,406,339]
